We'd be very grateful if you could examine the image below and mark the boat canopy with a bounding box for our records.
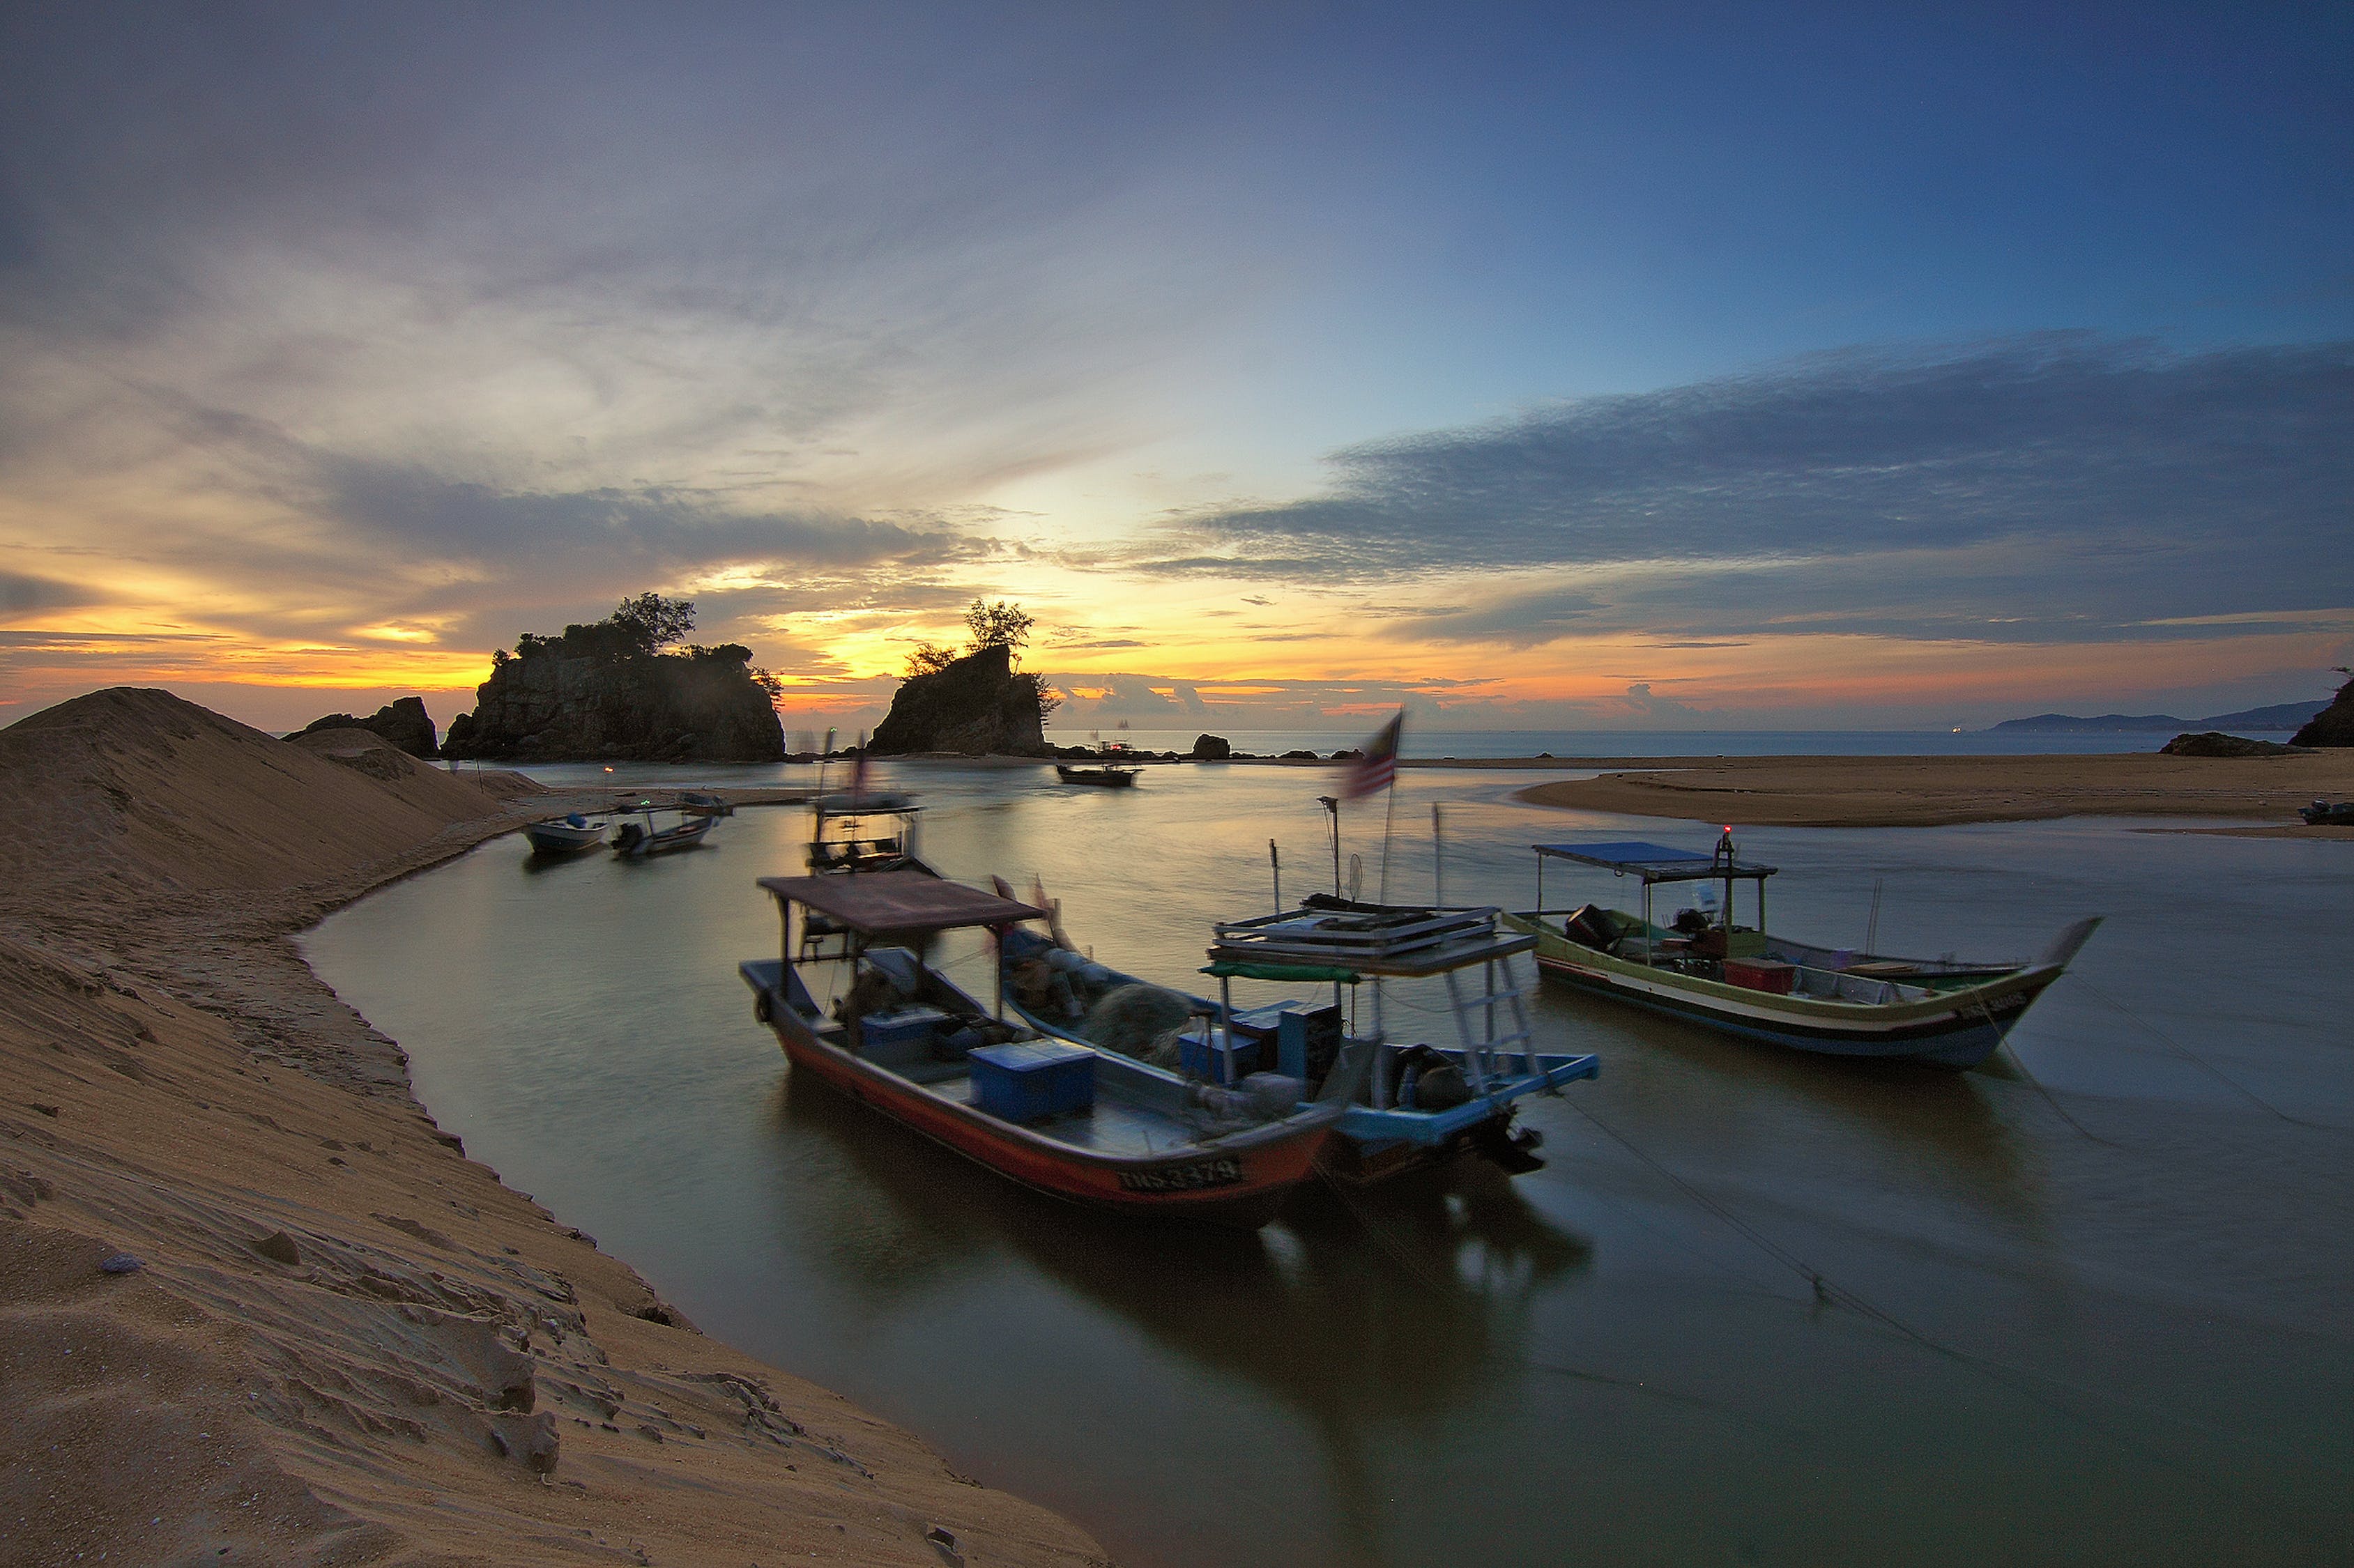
[1533,840,1779,884]
[756,868,1046,935]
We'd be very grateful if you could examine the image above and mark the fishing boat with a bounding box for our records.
[1055,762,1140,787]
[611,800,717,857]
[807,790,933,874]
[2299,799,2354,825]
[521,812,609,854]
[740,870,1348,1227]
[1499,833,2099,1068]
[1002,896,1598,1185]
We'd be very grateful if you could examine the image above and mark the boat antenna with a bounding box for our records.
[1317,796,1341,896]
[1865,877,1884,955]
[1269,838,1282,913]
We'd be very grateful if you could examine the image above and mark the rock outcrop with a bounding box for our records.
[296,696,439,758]
[1191,734,1232,760]
[868,643,1050,756]
[2159,731,2308,758]
[443,643,783,762]
[2291,675,2354,747]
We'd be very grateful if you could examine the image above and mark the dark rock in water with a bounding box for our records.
[444,639,782,763]
[296,695,440,758]
[1191,734,1232,760]
[254,1229,302,1266]
[2160,731,2309,758]
[98,1252,142,1274]
[1329,748,1361,760]
[869,643,1050,756]
[2291,674,2354,748]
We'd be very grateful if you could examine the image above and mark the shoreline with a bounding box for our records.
[2,695,1107,1567]
[1504,750,2354,829]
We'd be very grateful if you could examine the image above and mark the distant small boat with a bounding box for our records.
[522,813,609,854]
[1502,833,2098,1068]
[611,803,716,857]
[1055,763,1139,788]
[741,870,1347,1227]
[680,790,735,817]
[2299,799,2354,825]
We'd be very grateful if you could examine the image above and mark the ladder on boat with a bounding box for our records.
[1442,954,1541,1093]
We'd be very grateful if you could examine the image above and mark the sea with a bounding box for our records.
[303,756,2351,1567]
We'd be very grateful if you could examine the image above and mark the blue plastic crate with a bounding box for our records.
[1178,1029,1262,1084]
[970,1040,1098,1121]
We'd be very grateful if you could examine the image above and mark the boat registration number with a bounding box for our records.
[1119,1157,1243,1193]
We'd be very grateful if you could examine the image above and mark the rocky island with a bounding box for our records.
[869,602,1056,756]
[441,594,786,763]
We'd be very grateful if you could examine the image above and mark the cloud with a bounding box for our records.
[0,572,94,617]
[1122,335,2354,644]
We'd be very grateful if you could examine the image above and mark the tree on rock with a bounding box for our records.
[612,593,697,655]
[964,600,1034,659]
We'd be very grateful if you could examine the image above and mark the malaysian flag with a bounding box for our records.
[1342,711,1403,799]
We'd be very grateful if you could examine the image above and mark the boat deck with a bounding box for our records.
[787,1001,1240,1160]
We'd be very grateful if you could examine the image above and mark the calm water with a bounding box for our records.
[304,764,2353,1567]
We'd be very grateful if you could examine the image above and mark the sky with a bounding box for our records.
[2,1,2350,737]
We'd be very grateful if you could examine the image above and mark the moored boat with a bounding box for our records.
[522,812,609,854]
[741,869,1348,1227]
[611,801,717,857]
[1501,833,2099,1068]
[1055,762,1139,787]
[2299,799,2354,825]
[1002,895,1598,1185]
[807,790,933,874]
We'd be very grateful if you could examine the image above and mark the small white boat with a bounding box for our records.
[522,813,609,854]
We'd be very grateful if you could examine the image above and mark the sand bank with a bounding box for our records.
[1,691,1105,1567]
[1510,750,2354,829]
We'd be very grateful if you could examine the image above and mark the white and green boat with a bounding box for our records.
[1500,834,2098,1068]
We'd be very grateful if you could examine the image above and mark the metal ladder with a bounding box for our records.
[1443,955,1540,1092]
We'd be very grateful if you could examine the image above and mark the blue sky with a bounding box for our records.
[1,2,2348,732]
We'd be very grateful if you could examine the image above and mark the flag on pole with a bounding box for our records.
[850,730,871,797]
[1342,711,1403,799]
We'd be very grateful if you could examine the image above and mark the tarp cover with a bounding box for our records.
[756,868,1047,932]
[1534,840,1778,881]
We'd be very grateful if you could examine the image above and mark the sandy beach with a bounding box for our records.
[1,690,1106,1568]
[1508,749,2354,829]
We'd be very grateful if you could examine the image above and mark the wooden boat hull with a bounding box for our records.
[1505,913,2088,1068]
[742,964,1333,1227]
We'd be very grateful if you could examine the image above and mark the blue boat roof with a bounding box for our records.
[1534,840,1778,881]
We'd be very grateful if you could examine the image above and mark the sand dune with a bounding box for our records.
[1,689,1104,1567]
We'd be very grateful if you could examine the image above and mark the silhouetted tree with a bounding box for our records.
[905,642,958,677]
[963,600,1034,661]
[611,592,696,655]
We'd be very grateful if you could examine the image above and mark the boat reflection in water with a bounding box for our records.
[770,1070,1591,1566]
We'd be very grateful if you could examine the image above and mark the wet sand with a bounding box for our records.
[1,691,1104,1567]
[1508,750,2354,829]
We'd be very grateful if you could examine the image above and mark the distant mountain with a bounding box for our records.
[1991,700,2326,733]
[1990,713,2187,732]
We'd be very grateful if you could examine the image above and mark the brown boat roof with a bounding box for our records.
[754,868,1048,934]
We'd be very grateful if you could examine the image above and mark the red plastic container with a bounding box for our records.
[1723,957,1797,994]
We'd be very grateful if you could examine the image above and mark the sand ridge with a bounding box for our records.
[1,689,1106,1567]
[1509,749,2354,829]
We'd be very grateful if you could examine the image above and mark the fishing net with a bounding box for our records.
[1077,983,1194,1066]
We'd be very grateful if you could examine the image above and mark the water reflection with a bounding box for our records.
[304,764,2354,1567]
[772,1069,1593,1564]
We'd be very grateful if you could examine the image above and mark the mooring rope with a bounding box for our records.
[2074,976,2330,1131]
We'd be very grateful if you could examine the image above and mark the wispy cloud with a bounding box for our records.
[1119,335,2354,644]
